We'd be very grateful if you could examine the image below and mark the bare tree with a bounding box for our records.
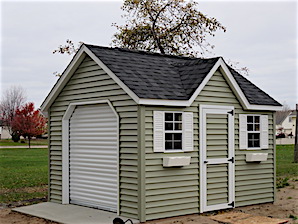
[0,86,27,141]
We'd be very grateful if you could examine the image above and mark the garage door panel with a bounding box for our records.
[69,103,118,212]
[70,140,117,146]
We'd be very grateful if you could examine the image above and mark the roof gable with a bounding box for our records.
[41,44,282,114]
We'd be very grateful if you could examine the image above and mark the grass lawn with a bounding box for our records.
[0,139,48,146]
[0,144,297,205]
[276,144,298,178]
[0,148,48,204]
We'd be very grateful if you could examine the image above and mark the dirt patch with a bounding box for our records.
[0,209,58,224]
[234,180,298,224]
[0,181,297,224]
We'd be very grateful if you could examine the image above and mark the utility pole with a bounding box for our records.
[294,104,298,162]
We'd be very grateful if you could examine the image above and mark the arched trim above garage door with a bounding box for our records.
[61,100,119,214]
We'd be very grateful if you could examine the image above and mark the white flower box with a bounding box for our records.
[163,156,191,167]
[246,153,268,162]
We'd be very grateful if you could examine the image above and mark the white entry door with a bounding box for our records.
[69,103,118,212]
[200,105,235,212]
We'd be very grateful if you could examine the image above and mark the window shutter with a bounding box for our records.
[261,115,269,149]
[183,112,194,151]
[239,114,247,149]
[154,111,164,152]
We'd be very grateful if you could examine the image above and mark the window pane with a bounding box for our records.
[254,116,260,123]
[247,124,254,131]
[165,141,173,150]
[254,139,260,148]
[165,133,173,140]
[248,133,260,148]
[174,113,182,121]
[165,122,173,130]
[174,123,182,130]
[174,141,182,149]
[247,116,253,123]
[255,124,260,131]
[165,113,173,121]
[248,140,253,148]
[174,133,182,141]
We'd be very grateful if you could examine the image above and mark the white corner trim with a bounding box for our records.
[61,100,120,215]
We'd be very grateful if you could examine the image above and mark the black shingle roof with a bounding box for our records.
[86,44,281,106]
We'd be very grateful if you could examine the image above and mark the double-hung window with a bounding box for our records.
[247,115,260,148]
[153,111,193,152]
[239,114,268,150]
[165,112,183,150]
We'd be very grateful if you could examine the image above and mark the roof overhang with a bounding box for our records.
[41,46,282,117]
[138,58,282,111]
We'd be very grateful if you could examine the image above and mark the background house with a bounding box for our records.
[276,111,296,137]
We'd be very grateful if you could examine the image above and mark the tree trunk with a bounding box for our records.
[294,104,298,162]
[28,137,31,149]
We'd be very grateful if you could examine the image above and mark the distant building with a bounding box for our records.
[0,120,11,139]
[276,111,296,137]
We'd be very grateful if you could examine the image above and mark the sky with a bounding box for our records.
[1,0,297,109]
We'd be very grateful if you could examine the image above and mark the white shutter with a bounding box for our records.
[154,111,165,152]
[183,112,194,152]
[239,114,247,149]
[261,115,269,149]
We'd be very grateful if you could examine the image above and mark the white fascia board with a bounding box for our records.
[84,47,140,104]
[40,45,141,116]
[188,59,223,105]
[40,46,87,115]
[138,98,189,107]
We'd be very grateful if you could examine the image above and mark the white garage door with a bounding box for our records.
[69,104,118,212]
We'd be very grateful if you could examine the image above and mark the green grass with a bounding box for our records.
[0,148,48,203]
[0,139,48,146]
[0,144,297,204]
[276,145,298,178]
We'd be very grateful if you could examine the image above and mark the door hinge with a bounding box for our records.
[228,201,235,207]
[227,110,234,116]
[228,157,234,163]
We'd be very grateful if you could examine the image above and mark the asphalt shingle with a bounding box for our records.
[86,44,281,106]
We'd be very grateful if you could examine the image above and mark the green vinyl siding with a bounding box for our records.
[48,55,139,219]
[144,107,199,220]
[143,70,274,220]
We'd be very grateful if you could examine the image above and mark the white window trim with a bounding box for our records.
[247,115,261,149]
[154,111,193,153]
[61,100,120,215]
[164,112,183,151]
[239,114,269,150]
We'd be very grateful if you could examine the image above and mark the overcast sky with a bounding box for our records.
[1,0,297,109]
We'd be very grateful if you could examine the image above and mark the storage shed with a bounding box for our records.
[41,44,282,222]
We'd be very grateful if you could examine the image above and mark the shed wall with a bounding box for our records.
[143,70,274,220]
[48,55,139,218]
